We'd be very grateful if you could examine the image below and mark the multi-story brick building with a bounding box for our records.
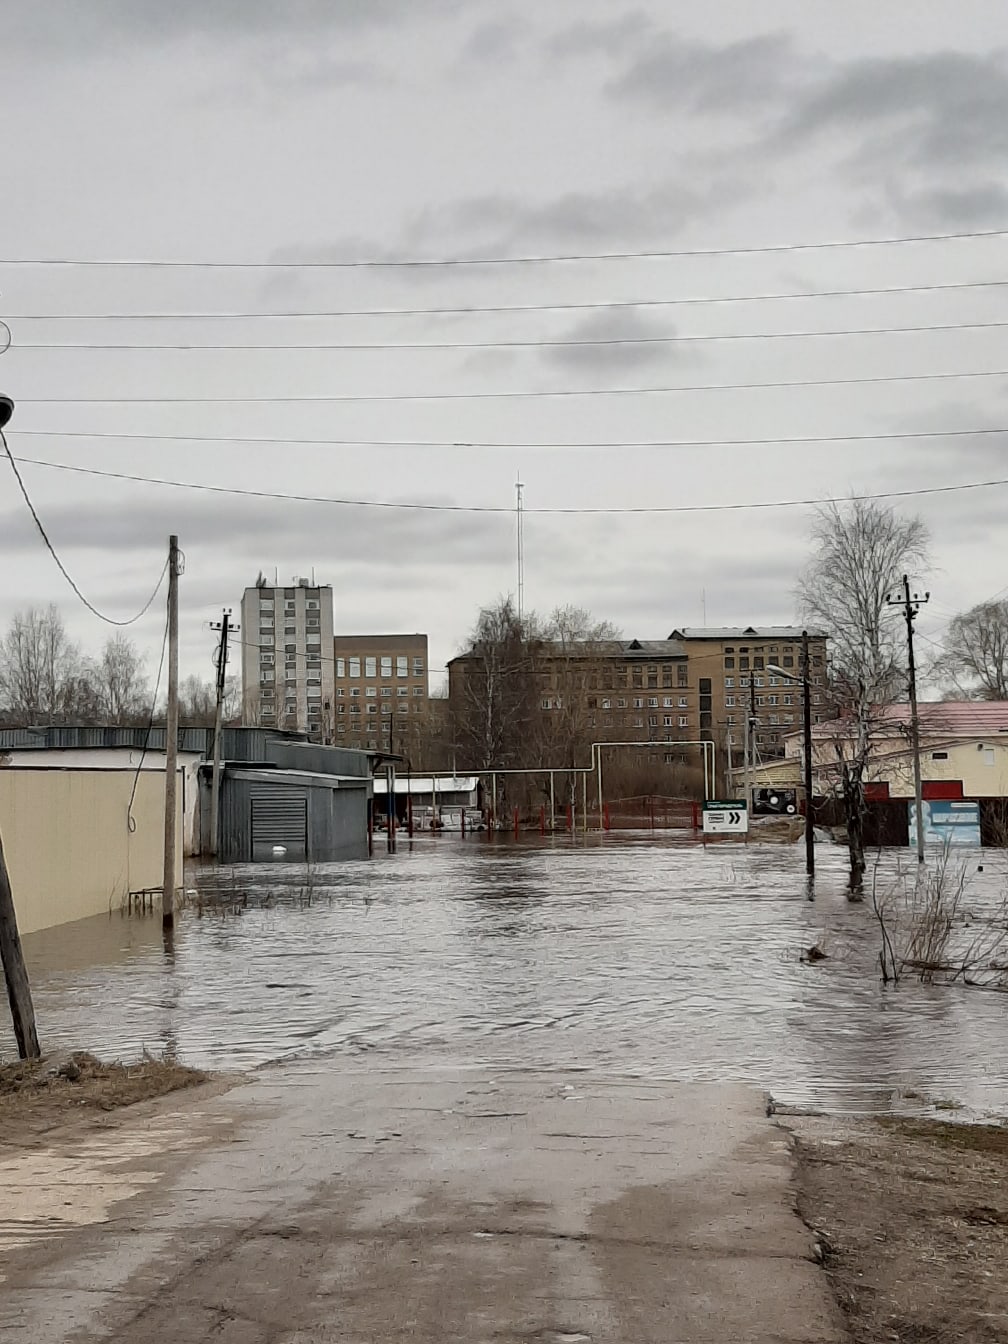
[668,627,829,762]
[447,626,829,772]
[331,633,429,755]
[240,578,335,743]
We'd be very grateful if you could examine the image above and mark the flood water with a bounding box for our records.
[8,835,1008,1116]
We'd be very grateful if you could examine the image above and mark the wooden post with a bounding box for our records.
[513,806,519,839]
[0,828,40,1059]
[540,804,545,835]
[162,534,179,932]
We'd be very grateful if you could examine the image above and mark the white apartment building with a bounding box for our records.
[240,579,335,742]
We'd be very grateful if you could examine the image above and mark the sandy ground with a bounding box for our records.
[0,1060,845,1344]
[790,1113,1008,1344]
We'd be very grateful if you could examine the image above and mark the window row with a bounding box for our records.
[336,655,425,678]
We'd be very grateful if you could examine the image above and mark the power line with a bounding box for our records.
[14,367,1008,404]
[6,277,1008,321]
[11,425,1008,450]
[13,317,1008,352]
[1,225,1005,268]
[10,453,1008,516]
[0,427,169,625]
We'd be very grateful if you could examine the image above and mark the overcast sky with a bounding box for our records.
[1,0,1005,692]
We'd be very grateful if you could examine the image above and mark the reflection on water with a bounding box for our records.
[6,835,1008,1116]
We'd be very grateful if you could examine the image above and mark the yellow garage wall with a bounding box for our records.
[0,768,183,935]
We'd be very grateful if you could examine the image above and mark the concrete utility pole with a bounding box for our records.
[208,608,235,859]
[888,575,930,864]
[163,535,180,930]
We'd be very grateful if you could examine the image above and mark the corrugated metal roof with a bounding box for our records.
[806,701,1008,738]
[373,776,479,794]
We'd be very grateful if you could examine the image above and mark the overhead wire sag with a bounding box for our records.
[1,427,169,626]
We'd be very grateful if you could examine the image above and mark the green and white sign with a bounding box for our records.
[702,799,749,834]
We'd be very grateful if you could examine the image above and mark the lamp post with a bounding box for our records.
[766,630,815,878]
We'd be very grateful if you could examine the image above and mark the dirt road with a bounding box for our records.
[2,1060,843,1342]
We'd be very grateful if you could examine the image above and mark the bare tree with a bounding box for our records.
[935,600,1008,700]
[177,674,217,727]
[536,605,621,802]
[89,634,149,723]
[451,597,540,783]
[0,605,83,723]
[797,498,929,892]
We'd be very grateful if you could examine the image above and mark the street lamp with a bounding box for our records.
[0,396,13,431]
[766,630,815,879]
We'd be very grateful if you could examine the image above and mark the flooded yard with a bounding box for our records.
[7,835,1008,1116]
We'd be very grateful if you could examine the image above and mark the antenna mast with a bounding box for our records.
[516,475,525,623]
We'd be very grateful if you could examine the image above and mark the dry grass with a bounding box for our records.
[795,1114,1008,1343]
[0,1050,207,1124]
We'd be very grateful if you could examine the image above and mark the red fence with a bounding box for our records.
[602,795,700,831]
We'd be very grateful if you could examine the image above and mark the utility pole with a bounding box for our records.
[801,631,815,879]
[888,575,930,864]
[0,393,40,1058]
[163,535,180,930]
[208,609,236,859]
[515,476,525,624]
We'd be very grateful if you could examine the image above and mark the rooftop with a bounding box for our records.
[668,627,828,641]
[794,701,1008,740]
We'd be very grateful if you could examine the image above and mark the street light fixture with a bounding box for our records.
[0,396,13,431]
[766,630,815,879]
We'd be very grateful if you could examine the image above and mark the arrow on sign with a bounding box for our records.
[729,811,740,825]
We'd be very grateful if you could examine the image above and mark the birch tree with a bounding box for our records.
[937,600,1008,700]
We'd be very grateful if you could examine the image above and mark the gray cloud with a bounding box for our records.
[607,31,799,117]
[459,18,527,66]
[544,12,656,62]
[0,1,436,51]
[543,310,694,373]
[785,51,1008,168]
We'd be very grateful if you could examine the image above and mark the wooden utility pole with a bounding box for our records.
[888,575,930,864]
[0,827,40,1059]
[163,535,180,930]
[208,608,234,858]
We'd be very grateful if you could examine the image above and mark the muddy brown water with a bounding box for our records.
[6,835,1008,1116]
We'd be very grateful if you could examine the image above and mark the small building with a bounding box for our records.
[372,775,481,830]
[203,738,374,862]
[0,764,183,935]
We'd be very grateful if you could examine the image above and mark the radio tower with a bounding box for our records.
[516,475,525,624]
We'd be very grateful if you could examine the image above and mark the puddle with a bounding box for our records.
[7,835,1008,1117]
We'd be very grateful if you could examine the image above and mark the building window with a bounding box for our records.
[380,687,392,697]
[260,651,274,665]
[699,678,711,693]
[367,704,377,715]
[768,695,778,706]
[350,687,361,698]
[931,750,949,760]
[334,657,345,677]
[648,697,658,707]
[349,704,360,714]
[413,657,424,674]
[396,655,408,677]
[542,698,553,710]
[381,704,391,715]
[336,703,345,714]
[753,676,763,687]
[412,686,424,697]
[397,687,409,697]
[381,656,392,677]
[725,695,735,708]
[398,703,408,713]
[308,687,321,699]
[678,716,688,727]
[633,697,644,709]
[984,748,996,766]
[365,686,376,697]
[663,696,673,707]
[617,697,627,708]
[678,696,687,707]
[753,656,764,670]
[601,697,611,709]
[365,656,377,677]
[724,677,734,689]
[648,716,658,727]
[739,656,750,671]
[633,717,644,727]
[663,715,673,727]
[724,656,735,670]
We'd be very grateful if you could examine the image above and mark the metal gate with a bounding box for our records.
[251,793,308,861]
